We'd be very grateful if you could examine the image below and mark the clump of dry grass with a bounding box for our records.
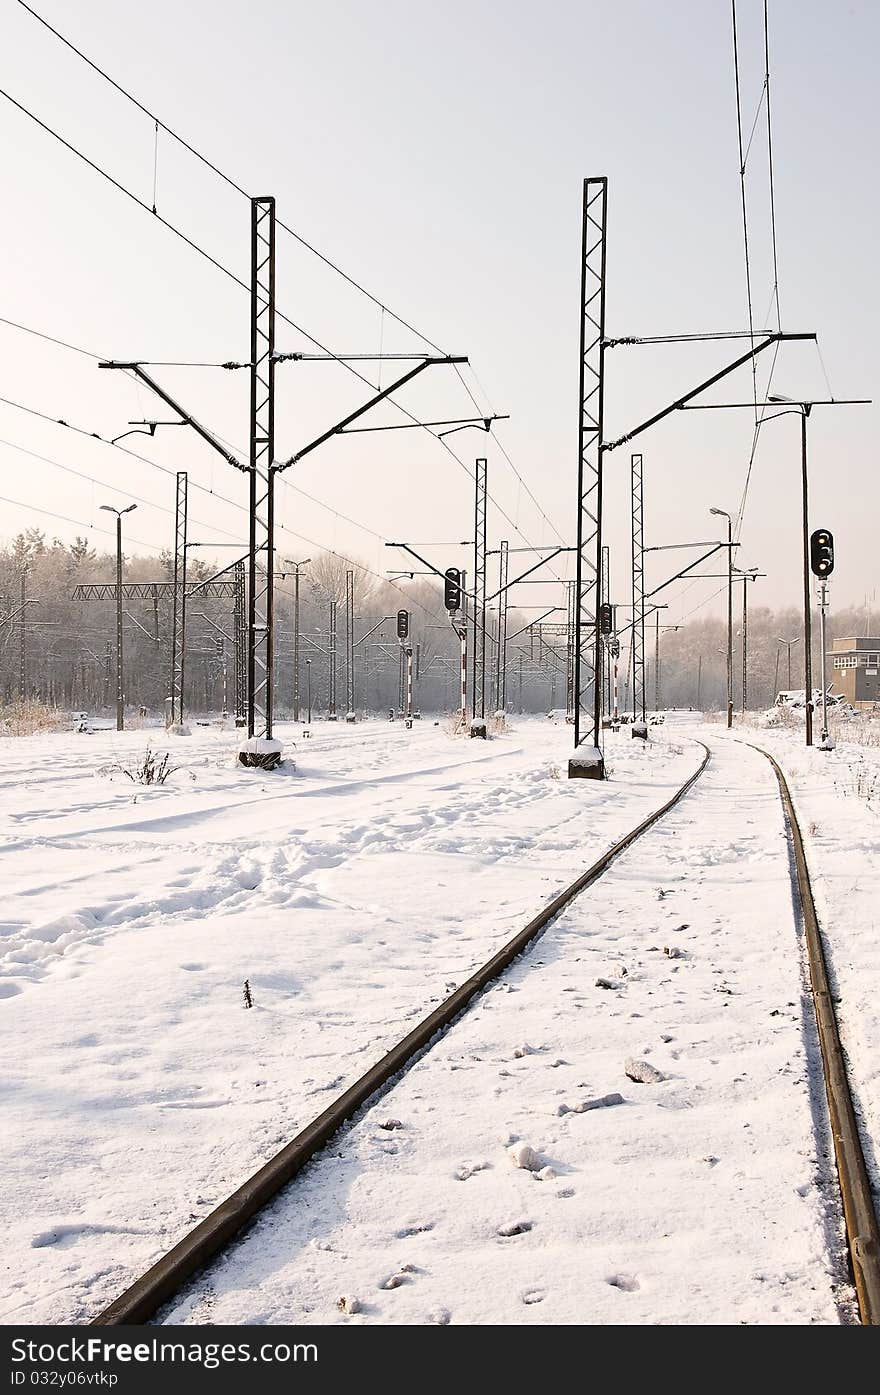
[0,700,65,736]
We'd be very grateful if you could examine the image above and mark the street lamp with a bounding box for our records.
[99,502,137,730]
[775,635,800,692]
[709,507,733,728]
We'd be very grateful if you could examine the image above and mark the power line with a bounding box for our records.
[0,389,450,628]
[13,0,444,356]
[732,0,786,539]
[7,10,571,574]
[0,313,101,360]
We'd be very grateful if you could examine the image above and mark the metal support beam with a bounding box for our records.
[234,560,246,723]
[18,568,26,700]
[495,540,509,711]
[169,471,187,725]
[328,599,337,718]
[573,175,607,760]
[345,568,355,715]
[472,457,487,719]
[631,453,646,720]
[248,196,276,740]
[565,580,576,720]
[601,543,611,716]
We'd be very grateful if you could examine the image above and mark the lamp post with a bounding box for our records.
[709,507,733,728]
[776,636,800,693]
[99,502,137,730]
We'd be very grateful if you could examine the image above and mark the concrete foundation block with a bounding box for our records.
[631,722,649,740]
[238,736,284,770]
[469,719,488,739]
[568,746,606,780]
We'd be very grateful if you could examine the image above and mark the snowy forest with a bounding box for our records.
[0,528,874,718]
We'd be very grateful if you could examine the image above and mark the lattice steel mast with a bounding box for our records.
[495,540,509,711]
[169,471,187,725]
[472,457,487,720]
[631,452,646,721]
[571,176,607,776]
[247,196,276,746]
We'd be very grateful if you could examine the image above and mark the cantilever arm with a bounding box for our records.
[604,332,817,451]
[275,357,467,471]
[99,363,246,472]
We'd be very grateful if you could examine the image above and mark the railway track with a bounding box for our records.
[90,735,880,1326]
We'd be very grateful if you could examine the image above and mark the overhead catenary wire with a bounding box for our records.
[0,388,452,630]
[7,5,570,577]
[730,0,786,541]
[1,84,561,574]
[13,0,444,355]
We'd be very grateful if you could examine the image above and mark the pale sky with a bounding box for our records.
[0,0,876,625]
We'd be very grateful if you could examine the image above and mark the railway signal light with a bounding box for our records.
[599,603,613,635]
[214,636,224,657]
[444,567,462,612]
[396,609,409,640]
[810,529,834,578]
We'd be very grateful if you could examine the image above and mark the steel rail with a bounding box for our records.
[749,741,880,1325]
[91,741,711,1326]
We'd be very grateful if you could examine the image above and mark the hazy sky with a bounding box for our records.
[1,0,877,626]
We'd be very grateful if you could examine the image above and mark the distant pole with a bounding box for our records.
[306,659,312,723]
[742,574,748,714]
[654,609,660,711]
[818,578,830,745]
[774,648,780,704]
[100,502,137,731]
[328,600,337,719]
[406,646,413,717]
[293,566,301,720]
[115,514,124,730]
[18,568,26,700]
[801,408,814,745]
[725,515,733,727]
[345,568,355,715]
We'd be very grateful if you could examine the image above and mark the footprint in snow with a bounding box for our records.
[606,1273,640,1292]
[522,1289,546,1305]
[455,1161,491,1181]
[497,1220,533,1237]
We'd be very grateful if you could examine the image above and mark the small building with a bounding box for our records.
[831,637,880,709]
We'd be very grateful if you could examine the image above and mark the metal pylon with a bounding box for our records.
[565,579,576,719]
[345,569,355,714]
[472,456,487,719]
[328,599,337,717]
[495,540,509,711]
[601,542,610,716]
[573,175,607,754]
[169,471,187,724]
[18,568,26,699]
[233,559,247,722]
[631,452,646,721]
[247,196,276,740]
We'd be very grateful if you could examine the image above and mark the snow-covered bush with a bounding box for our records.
[0,700,65,736]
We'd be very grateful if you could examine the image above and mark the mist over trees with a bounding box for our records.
[1,528,874,716]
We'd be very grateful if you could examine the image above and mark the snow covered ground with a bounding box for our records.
[0,716,700,1325]
[2,713,874,1326]
[160,735,854,1327]
[726,719,880,1225]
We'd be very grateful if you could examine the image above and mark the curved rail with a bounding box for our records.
[752,741,880,1325]
[92,741,711,1325]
